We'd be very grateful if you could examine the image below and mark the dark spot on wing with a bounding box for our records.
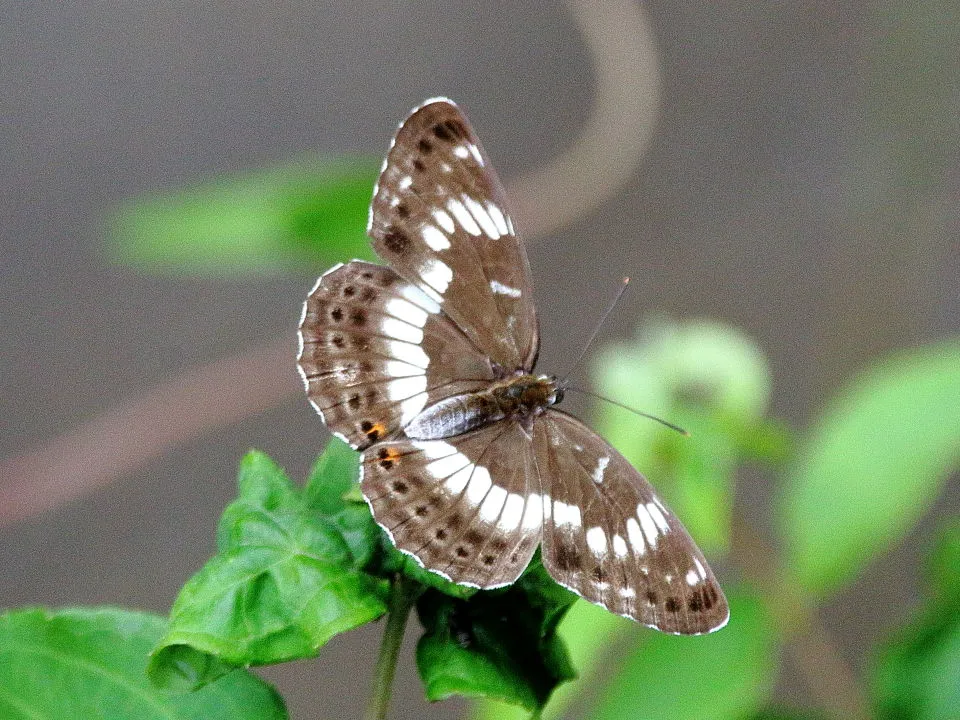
[331,307,343,322]
[360,287,377,302]
[348,394,361,410]
[332,334,345,348]
[383,227,410,254]
[350,308,367,326]
[396,203,410,218]
[456,546,469,558]
[590,566,607,583]
[342,285,355,297]
[665,597,681,613]
[415,505,428,517]
[417,138,432,154]
[392,480,408,494]
[646,591,658,605]
[432,123,453,141]
[412,158,425,172]
[482,555,495,566]
[435,528,447,541]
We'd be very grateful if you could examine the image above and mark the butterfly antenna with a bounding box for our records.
[559,277,631,383]
[563,386,690,436]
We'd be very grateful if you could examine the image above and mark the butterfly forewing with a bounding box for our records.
[361,421,542,588]
[369,98,538,372]
[535,410,729,634]
[298,260,494,449]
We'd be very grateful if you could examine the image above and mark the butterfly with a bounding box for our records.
[297,98,728,634]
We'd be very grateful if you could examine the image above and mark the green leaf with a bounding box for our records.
[0,607,286,720]
[872,520,960,720]
[474,599,633,720]
[151,450,386,687]
[587,585,779,720]
[781,339,960,597]
[108,157,378,274]
[416,559,577,712]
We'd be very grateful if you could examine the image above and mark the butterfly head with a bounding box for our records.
[499,373,563,413]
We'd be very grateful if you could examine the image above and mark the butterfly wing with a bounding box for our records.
[369,98,539,372]
[298,260,495,449]
[361,420,542,588]
[535,410,729,634]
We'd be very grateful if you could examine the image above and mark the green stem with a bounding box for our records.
[364,574,419,720]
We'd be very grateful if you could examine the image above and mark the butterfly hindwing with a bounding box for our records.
[535,410,729,634]
[369,98,539,372]
[298,260,494,449]
[361,420,542,588]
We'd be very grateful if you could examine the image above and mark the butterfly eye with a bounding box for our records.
[553,388,565,404]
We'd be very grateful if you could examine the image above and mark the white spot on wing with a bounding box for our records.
[398,176,413,190]
[383,360,423,378]
[468,143,484,165]
[490,280,522,298]
[385,297,429,328]
[553,500,582,528]
[499,493,525,530]
[462,194,500,239]
[686,569,701,586]
[612,534,628,558]
[444,463,473,495]
[388,340,429,369]
[620,586,636,598]
[522,493,543,530]
[413,439,457,460]
[586,526,608,556]
[398,392,428,424]
[428,454,469,480]
[486,201,510,236]
[453,145,469,159]
[626,517,646,555]
[478,485,508,524]
[432,209,455,234]
[446,197,481,235]
[419,258,453,294]
[636,504,660,548]
[592,456,610,484]
[421,225,450,251]
[464,464,493,505]
[646,502,671,533]
[386,375,427,401]
[694,557,707,579]
[381,317,423,345]
[398,283,442,314]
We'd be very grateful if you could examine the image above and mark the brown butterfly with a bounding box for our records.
[297,98,728,634]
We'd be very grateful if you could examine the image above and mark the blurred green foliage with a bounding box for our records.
[108,157,378,274]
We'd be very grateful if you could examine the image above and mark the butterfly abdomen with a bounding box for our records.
[403,374,559,440]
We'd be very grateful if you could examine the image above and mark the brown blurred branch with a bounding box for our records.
[732,512,871,720]
[0,0,660,527]
[0,335,298,526]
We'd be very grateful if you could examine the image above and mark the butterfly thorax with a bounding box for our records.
[404,373,560,441]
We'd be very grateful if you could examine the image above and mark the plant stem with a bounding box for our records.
[364,574,419,720]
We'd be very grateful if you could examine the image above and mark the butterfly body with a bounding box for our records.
[405,373,561,440]
[298,98,729,634]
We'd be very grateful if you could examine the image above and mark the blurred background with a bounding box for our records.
[2,1,957,718]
